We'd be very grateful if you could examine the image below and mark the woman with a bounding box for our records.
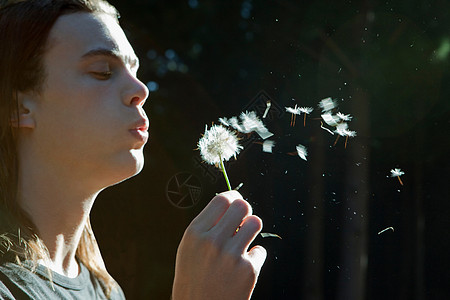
[0,0,266,299]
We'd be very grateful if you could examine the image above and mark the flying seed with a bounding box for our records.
[378,227,394,235]
[260,232,282,239]
[262,100,271,118]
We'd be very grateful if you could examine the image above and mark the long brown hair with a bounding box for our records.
[0,0,120,297]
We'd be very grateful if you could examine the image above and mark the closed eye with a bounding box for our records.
[90,71,113,80]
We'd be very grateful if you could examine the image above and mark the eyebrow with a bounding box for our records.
[80,48,139,69]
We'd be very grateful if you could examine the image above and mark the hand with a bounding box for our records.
[172,190,267,300]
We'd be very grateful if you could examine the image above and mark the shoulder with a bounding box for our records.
[0,262,37,299]
[110,285,126,300]
[0,279,15,300]
[0,261,126,300]
[0,263,34,299]
[83,264,125,300]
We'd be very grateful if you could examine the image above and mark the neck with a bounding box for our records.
[18,157,103,278]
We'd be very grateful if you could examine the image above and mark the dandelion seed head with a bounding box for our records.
[262,140,276,153]
[285,105,301,115]
[296,144,308,161]
[218,117,230,127]
[218,111,273,139]
[345,130,357,137]
[257,130,274,139]
[337,112,353,121]
[240,110,258,121]
[240,111,263,132]
[239,111,273,139]
[228,116,243,132]
[321,113,340,127]
[299,107,314,114]
[318,97,337,112]
[335,122,349,136]
[198,125,242,165]
[390,168,405,177]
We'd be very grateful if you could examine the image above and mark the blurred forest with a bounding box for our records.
[91,0,450,299]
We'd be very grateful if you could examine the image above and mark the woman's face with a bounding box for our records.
[27,12,149,188]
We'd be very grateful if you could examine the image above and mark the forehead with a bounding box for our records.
[46,12,138,67]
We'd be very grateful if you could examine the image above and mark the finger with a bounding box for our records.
[211,198,252,237]
[189,190,243,232]
[230,215,263,253]
[247,245,267,275]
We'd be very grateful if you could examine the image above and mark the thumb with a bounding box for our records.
[247,245,267,275]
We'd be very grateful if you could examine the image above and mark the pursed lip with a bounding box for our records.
[129,118,149,144]
[130,117,149,131]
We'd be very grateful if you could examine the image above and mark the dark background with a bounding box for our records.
[91,1,450,299]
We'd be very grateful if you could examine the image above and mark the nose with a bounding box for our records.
[125,75,149,107]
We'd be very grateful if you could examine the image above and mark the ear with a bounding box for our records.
[10,92,37,129]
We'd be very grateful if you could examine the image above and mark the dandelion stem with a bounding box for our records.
[333,135,340,146]
[397,176,403,186]
[219,155,232,191]
[303,113,306,127]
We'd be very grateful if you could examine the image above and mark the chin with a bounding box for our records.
[105,149,145,187]
[125,149,145,176]
[130,149,145,175]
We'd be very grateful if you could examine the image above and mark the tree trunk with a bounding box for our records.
[302,124,325,300]
[337,88,370,300]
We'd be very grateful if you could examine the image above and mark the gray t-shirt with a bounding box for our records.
[0,261,125,299]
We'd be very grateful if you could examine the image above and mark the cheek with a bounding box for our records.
[40,77,115,123]
[44,67,113,106]
[36,92,119,150]
[37,70,126,140]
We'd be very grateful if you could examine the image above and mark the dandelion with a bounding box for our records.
[336,112,353,121]
[198,125,242,190]
[318,97,337,112]
[299,107,314,126]
[285,105,301,126]
[296,144,308,161]
[390,168,405,185]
